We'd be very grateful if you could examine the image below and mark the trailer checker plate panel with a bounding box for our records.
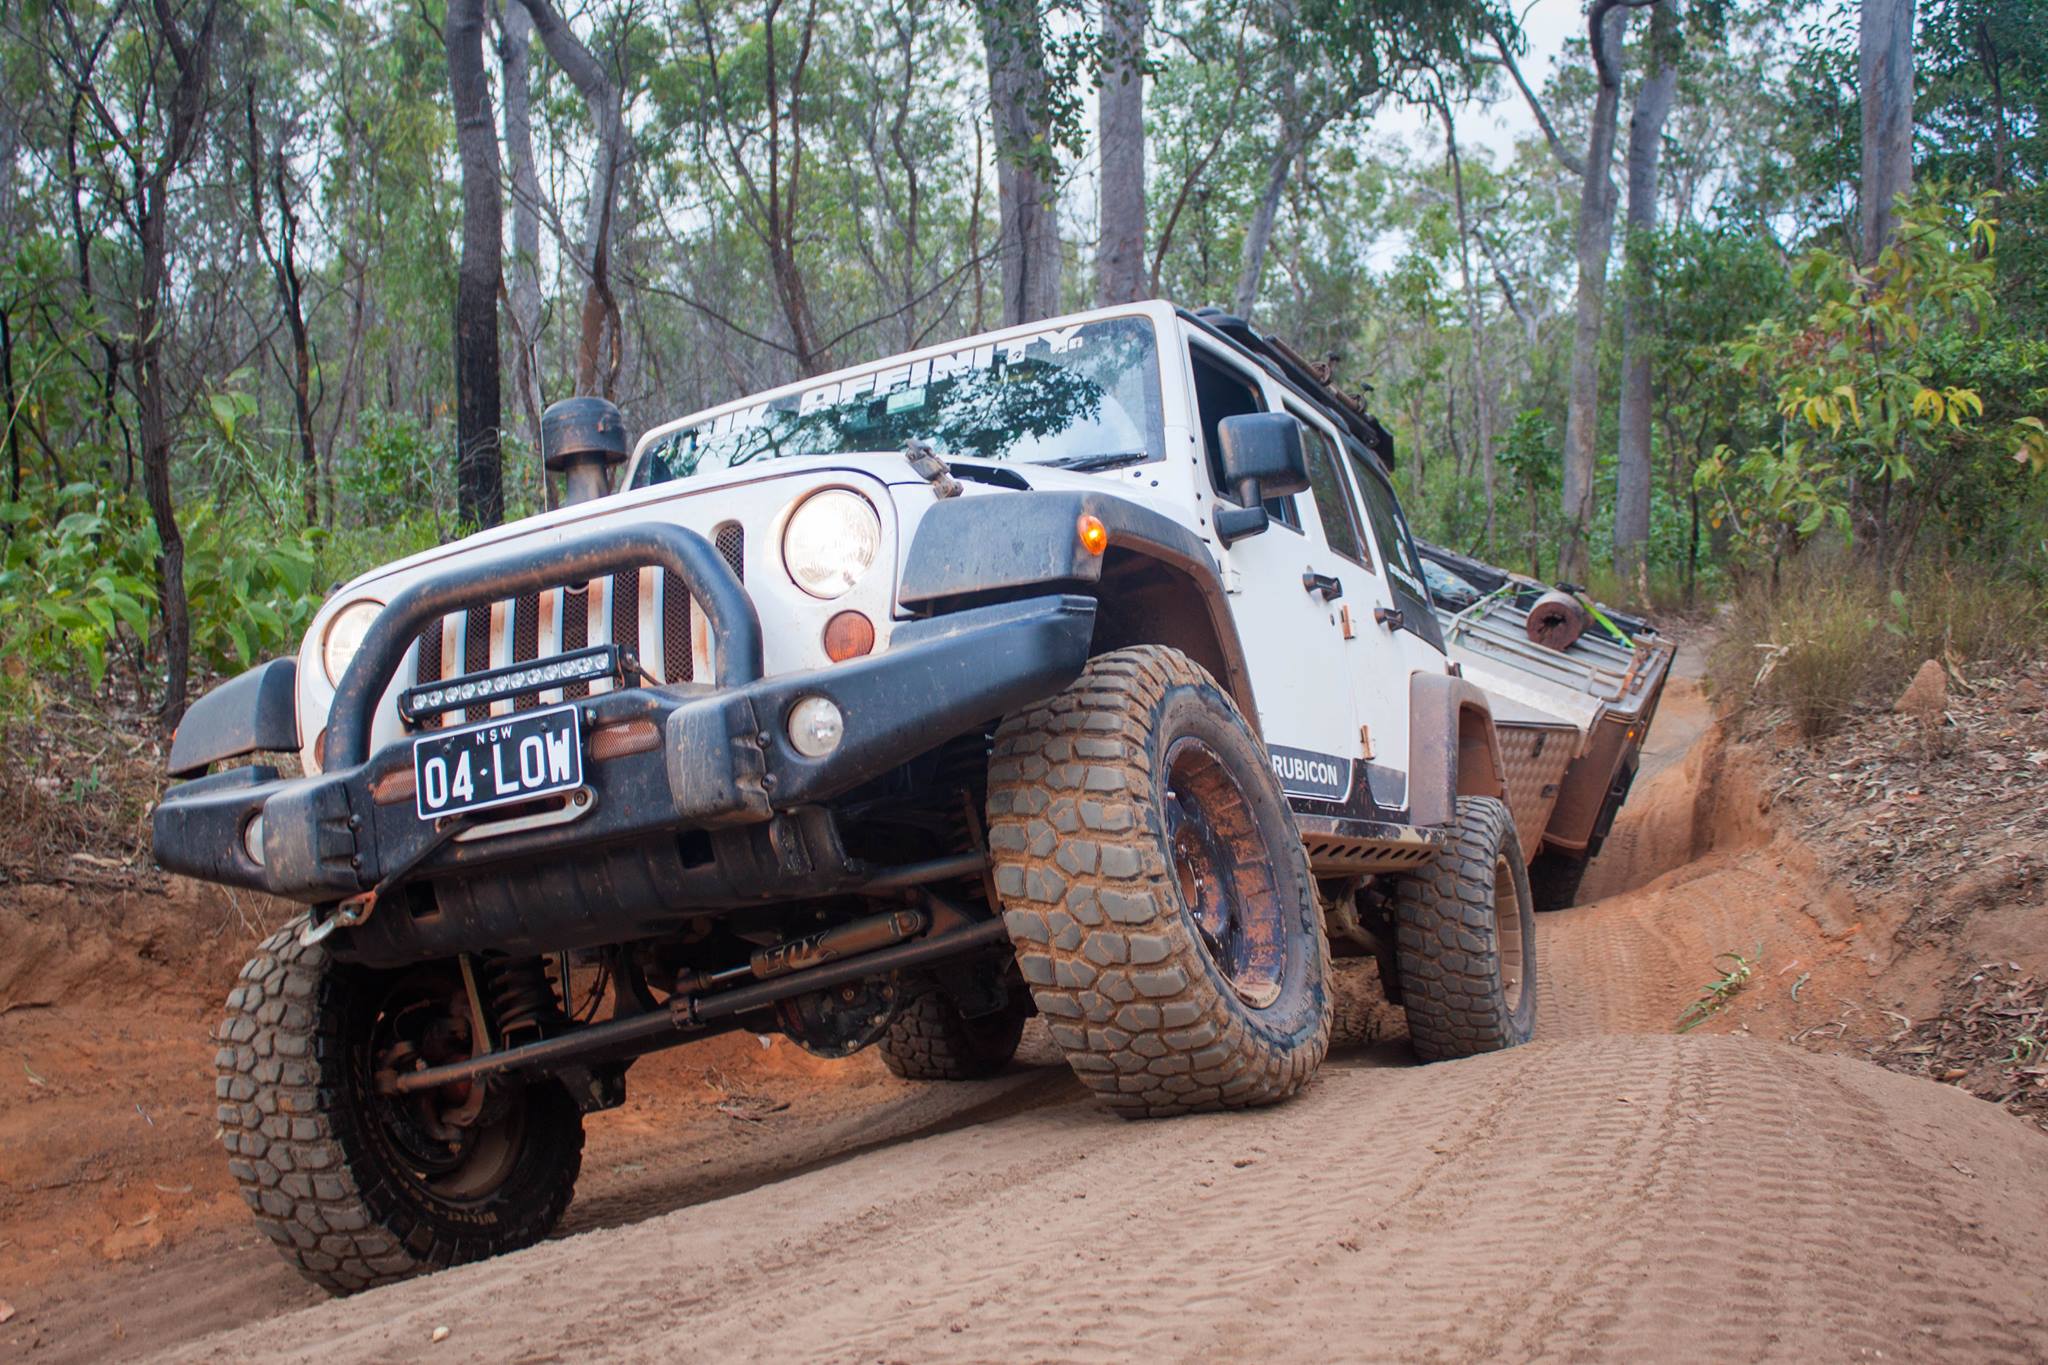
[413,704,583,821]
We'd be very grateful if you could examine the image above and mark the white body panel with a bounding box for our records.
[296,300,1451,822]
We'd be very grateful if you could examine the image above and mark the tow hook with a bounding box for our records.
[299,813,474,947]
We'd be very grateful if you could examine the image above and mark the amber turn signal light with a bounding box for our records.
[1077,513,1109,556]
[823,610,876,661]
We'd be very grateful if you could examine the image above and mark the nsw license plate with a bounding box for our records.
[413,704,583,822]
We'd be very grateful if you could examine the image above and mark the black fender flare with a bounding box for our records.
[898,490,1258,724]
[1407,672,1507,829]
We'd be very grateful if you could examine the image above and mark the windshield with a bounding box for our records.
[633,316,1165,486]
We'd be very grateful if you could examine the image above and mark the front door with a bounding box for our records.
[1182,335,1363,813]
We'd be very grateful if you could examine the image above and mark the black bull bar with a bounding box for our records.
[152,520,1097,957]
[327,522,764,769]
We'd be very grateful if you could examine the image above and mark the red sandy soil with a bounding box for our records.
[3,667,2045,1361]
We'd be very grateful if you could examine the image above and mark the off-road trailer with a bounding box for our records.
[157,302,1580,1293]
[1416,543,1676,909]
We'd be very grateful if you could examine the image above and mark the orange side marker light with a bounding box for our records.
[1077,514,1109,556]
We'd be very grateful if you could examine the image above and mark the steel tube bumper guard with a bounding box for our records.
[151,522,1097,908]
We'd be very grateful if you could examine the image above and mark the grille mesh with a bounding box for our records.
[511,593,541,710]
[611,570,640,668]
[399,529,749,726]
[562,584,590,701]
[715,523,745,580]
[463,605,492,722]
[414,627,443,729]
[661,575,692,683]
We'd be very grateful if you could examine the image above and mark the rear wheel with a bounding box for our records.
[986,645,1330,1117]
[216,921,583,1294]
[1393,796,1537,1060]
[1528,848,1590,912]
[878,988,1027,1081]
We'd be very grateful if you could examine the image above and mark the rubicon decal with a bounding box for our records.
[1267,745,1352,801]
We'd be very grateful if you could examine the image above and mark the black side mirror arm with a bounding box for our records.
[1214,477,1270,544]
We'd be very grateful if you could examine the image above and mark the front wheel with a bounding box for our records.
[1393,796,1538,1060]
[986,646,1331,1118]
[216,922,584,1294]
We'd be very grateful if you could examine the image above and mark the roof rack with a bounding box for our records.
[1183,306,1399,471]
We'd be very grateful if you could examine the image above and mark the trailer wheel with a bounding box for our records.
[216,920,583,1295]
[1394,796,1537,1060]
[1527,848,1590,912]
[878,988,1026,1081]
[986,645,1330,1117]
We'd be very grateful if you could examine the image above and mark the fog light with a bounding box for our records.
[243,813,267,867]
[787,696,844,758]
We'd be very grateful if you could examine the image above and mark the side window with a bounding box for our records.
[1190,346,1300,531]
[1346,448,1431,603]
[1296,418,1368,567]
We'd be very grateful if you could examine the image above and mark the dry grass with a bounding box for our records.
[1709,555,2048,737]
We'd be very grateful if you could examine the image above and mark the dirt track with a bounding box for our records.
[11,669,2048,1361]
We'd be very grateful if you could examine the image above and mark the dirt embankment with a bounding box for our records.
[4,668,2047,1361]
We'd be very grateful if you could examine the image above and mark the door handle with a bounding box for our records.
[1374,606,1404,631]
[1302,571,1343,602]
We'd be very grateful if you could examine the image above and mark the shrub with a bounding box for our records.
[1710,551,2048,736]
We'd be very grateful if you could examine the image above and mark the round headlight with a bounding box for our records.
[321,599,383,686]
[781,490,881,600]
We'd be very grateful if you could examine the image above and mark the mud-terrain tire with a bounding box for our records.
[1528,848,1590,912]
[216,919,584,1294]
[986,645,1330,1118]
[878,989,1026,1080]
[1393,796,1537,1060]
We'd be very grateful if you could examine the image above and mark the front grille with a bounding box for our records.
[406,530,746,723]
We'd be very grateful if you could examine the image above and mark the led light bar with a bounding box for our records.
[400,643,625,723]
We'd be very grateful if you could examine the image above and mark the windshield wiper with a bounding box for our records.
[1041,450,1150,472]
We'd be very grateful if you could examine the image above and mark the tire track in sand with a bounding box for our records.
[159,681,2048,1364]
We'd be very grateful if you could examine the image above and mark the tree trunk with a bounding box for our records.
[1858,0,1915,262]
[500,0,546,473]
[244,85,320,527]
[1232,114,1297,320]
[136,0,218,730]
[1559,0,1630,584]
[519,0,628,396]
[1094,0,1146,307]
[1613,0,1679,584]
[979,0,1061,325]
[446,0,504,529]
[1437,98,1494,555]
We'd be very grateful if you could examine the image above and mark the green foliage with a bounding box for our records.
[0,482,328,712]
[180,502,325,674]
[1677,946,1761,1032]
[338,410,451,523]
[0,485,158,692]
[1696,188,2048,571]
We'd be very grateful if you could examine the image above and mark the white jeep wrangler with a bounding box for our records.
[156,301,1544,1293]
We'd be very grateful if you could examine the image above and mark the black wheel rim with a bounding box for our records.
[1163,736,1288,1009]
[360,969,527,1204]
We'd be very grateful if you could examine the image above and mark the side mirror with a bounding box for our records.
[1214,411,1310,544]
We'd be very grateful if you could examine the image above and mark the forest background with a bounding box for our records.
[0,0,2041,741]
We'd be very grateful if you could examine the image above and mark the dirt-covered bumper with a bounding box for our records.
[152,527,1094,909]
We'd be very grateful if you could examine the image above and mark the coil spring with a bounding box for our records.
[485,957,558,1038]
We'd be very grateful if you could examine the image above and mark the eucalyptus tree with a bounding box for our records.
[1225,0,1512,321]
[1095,0,1148,306]
[446,0,504,528]
[1613,0,1682,582]
[1858,0,1915,261]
